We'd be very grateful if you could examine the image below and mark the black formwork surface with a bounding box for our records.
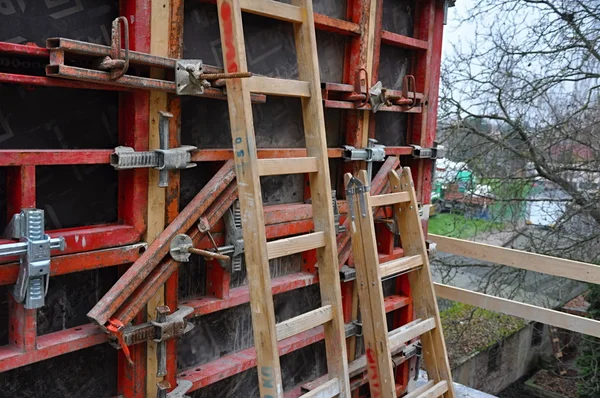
[0,0,414,396]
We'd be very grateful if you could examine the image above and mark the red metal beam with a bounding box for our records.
[180,294,410,392]
[0,323,107,372]
[0,150,112,166]
[0,243,144,286]
[314,14,361,36]
[381,31,428,51]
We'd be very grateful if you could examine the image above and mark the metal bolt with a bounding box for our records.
[157,380,171,398]
[155,306,170,377]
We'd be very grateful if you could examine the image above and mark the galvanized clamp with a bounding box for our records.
[110,111,197,187]
[345,176,370,221]
[109,305,194,369]
[176,59,253,96]
[157,379,193,398]
[410,143,446,160]
[1,209,66,309]
[369,75,417,113]
[343,138,385,182]
[331,191,346,235]
[339,265,356,282]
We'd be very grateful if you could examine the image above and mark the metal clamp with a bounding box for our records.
[110,111,197,187]
[220,200,244,272]
[96,17,129,80]
[158,379,193,398]
[1,209,66,309]
[345,176,370,220]
[332,191,345,235]
[343,139,385,182]
[109,305,194,367]
[339,265,356,282]
[369,75,417,113]
[176,59,253,96]
[411,143,446,160]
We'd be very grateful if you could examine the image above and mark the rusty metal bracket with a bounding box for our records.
[96,16,129,79]
[109,305,194,349]
[410,143,446,159]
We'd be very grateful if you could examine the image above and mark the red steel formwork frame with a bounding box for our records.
[0,0,445,396]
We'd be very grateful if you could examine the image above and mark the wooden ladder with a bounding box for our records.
[344,168,455,398]
[216,0,350,397]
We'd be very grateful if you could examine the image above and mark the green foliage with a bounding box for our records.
[577,285,600,397]
[428,213,503,239]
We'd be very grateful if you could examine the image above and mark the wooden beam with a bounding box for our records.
[239,0,303,23]
[247,76,311,97]
[276,305,332,341]
[430,234,600,284]
[146,0,170,395]
[266,232,326,260]
[258,157,318,176]
[380,255,423,278]
[435,283,600,339]
[388,318,436,348]
[370,192,410,207]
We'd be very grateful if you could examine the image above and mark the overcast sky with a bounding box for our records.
[442,0,475,59]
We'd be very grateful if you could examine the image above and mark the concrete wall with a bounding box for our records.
[451,322,553,395]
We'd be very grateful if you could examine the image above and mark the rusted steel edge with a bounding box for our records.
[87,160,236,327]
[114,182,238,325]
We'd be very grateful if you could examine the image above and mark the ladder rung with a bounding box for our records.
[239,0,304,23]
[300,378,340,398]
[370,192,410,207]
[388,318,436,347]
[267,231,325,259]
[247,76,311,98]
[403,380,448,398]
[277,305,332,341]
[258,157,319,176]
[417,381,448,398]
[380,255,423,278]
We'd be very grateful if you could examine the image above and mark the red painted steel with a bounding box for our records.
[0,324,108,372]
[0,150,112,166]
[381,31,429,50]
[180,294,410,392]
[0,244,144,286]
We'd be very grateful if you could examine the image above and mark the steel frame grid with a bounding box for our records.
[0,0,445,396]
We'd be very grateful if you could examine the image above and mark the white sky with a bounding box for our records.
[442,0,476,59]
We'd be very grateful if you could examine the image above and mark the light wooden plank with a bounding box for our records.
[301,378,340,398]
[247,76,311,98]
[239,0,303,23]
[344,171,396,398]
[146,0,171,395]
[414,381,448,398]
[435,283,600,339]
[391,168,455,397]
[380,254,423,278]
[216,1,283,396]
[258,157,318,176]
[403,381,435,398]
[292,0,350,395]
[267,232,326,259]
[370,192,410,207]
[388,318,436,347]
[430,234,600,285]
[276,305,332,341]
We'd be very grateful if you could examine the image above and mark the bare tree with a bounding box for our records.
[439,0,600,262]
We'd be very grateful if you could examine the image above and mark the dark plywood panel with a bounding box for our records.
[38,267,118,335]
[382,0,415,36]
[178,284,321,369]
[378,45,412,91]
[0,1,117,46]
[0,86,118,150]
[36,165,118,230]
[0,345,117,398]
